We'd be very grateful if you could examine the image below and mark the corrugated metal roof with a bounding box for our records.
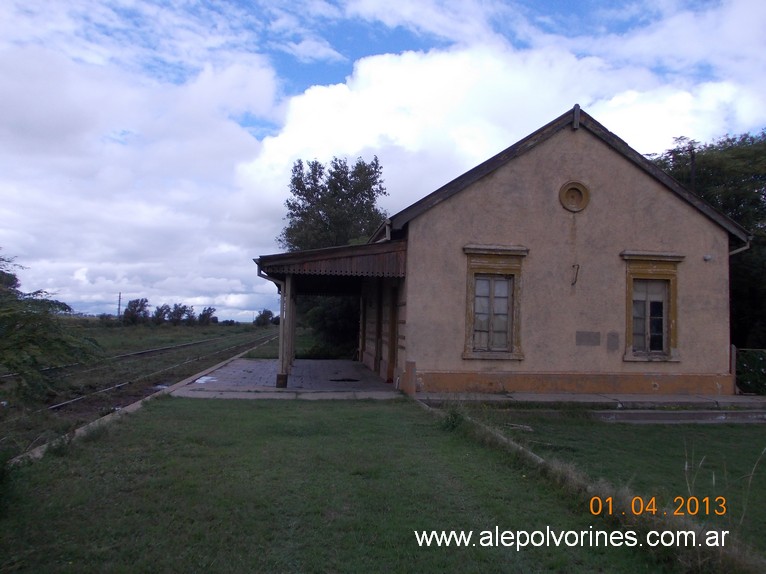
[256,240,406,279]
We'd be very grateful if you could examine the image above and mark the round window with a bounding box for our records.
[559,181,590,212]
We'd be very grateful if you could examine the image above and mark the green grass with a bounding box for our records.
[0,323,278,460]
[70,319,266,355]
[243,327,318,359]
[1,399,666,573]
[465,406,766,556]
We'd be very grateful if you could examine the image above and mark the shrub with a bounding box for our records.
[737,349,766,394]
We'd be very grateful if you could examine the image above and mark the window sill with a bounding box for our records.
[463,350,524,361]
[623,353,680,363]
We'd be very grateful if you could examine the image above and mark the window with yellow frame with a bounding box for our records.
[463,245,527,361]
[621,251,683,361]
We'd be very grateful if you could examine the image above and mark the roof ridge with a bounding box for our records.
[371,105,749,244]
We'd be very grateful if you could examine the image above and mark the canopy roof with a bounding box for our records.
[255,240,406,294]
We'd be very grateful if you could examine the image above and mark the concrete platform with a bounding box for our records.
[171,358,402,400]
[170,358,766,419]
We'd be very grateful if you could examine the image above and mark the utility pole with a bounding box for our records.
[117,292,122,319]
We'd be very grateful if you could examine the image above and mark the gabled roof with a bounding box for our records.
[370,105,751,244]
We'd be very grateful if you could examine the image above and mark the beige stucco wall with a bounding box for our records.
[404,127,732,390]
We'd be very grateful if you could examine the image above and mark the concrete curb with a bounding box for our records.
[416,391,766,411]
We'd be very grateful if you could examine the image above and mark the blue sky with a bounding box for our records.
[1,0,764,320]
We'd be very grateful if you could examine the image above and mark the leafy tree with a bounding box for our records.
[0,252,97,398]
[168,303,188,326]
[198,306,216,326]
[254,308,274,327]
[651,133,766,232]
[98,313,116,326]
[183,306,196,325]
[278,156,387,251]
[123,298,150,325]
[152,304,171,325]
[304,297,359,345]
[277,156,389,357]
[0,263,20,290]
[652,131,766,347]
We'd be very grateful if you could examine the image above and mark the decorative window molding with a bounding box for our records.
[559,181,590,212]
[621,251,683,362]
[463,245,527,360]
[620,251,685,263]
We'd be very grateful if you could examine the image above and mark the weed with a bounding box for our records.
[0,446,11,485]
[683,438,708,496]
[97,405,119,418]
[45,435,74,458]
[0,448,13,518]
[439,403,465,431]
[739,446,766,528]
[452,402,766,573]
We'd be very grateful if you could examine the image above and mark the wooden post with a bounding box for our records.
[286,274,296,371]
[277,274,295,388]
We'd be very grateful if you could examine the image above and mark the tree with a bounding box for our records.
[0,251,97,398]
[198,306,216,326]
[254,308,274,327]
[152,304,171,325]
[168,303,188,326]
[651,133,766,233]
[278,156,388,251]
[123,298,150,325]
[277,156,389,357]
[652,131,766,347]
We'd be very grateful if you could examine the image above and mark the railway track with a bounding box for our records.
[45,330,278,411]
[0,329,278,457]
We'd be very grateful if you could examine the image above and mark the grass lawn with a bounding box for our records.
[1,398,668,573]
[243,327,315,360]
[65,319,271,356]
[243,327,353,360]
[465,406,766,557]
[0,324,278,460]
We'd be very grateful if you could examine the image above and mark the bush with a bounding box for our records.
[254,309,274,327]
[737,349,766,394]
[299,340,356,360]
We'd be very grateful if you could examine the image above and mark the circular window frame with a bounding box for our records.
[559,181,590,213]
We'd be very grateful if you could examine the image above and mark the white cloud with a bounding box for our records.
[238,42,662,214]
[1,0,764,321]
[346,0,509,45]
[0,13,281,319]
[282,37,346,62]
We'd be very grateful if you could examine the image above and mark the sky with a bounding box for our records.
[1,0,764,321]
